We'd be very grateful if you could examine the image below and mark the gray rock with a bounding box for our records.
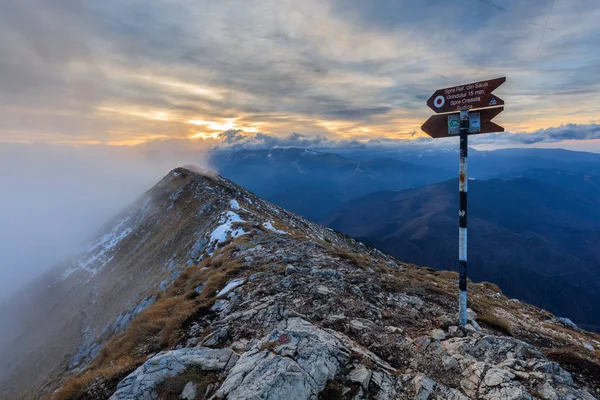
[412,374,436,400]
[443,355,459,371]
[194,284,205,294]
[460,361,486,397]
[211,299,231,314]
[467,308,477,321]
[350,319,369,331]
[385,325,403,334]
[534,382,559,399]
[110,347,238,400]
[482,386,532,400]
[462,323,478,334]
[582,342,594,351]
[180,381,197,400]
[277,277,294,290]
[557,317,578,330]
[285,265,298,275]
[348,365,372,389]
[350,285,363,297]
[201,326,229,347]
[431,329,446,341]
[483,367,515,387]
[373,373,397,400]
[438,334,596,400]
[215,318,346,400]
[448,325,465,338]
[311,267,342,280]
[249,272,264,281]
[414,336,432,351]
[437,385,469,400]
[217,351,313,400]
[316,285,332,295]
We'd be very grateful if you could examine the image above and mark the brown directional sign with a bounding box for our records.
[427,77,505,113]
[421,107,504,138]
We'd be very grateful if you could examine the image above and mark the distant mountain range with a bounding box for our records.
[209,147,600,330]
[332,147,600,178]
[209,148,454,220]
[325,173,600,330]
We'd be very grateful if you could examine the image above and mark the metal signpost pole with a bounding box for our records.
[422,77,505,326]
[458,110,469,326]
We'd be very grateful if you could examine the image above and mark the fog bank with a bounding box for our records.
[0,143,209,300]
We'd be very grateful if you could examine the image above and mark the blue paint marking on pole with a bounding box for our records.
[421,77,506,326]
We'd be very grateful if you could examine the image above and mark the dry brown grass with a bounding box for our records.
[546,347,600,390]
[331,247,373,269]
[258,340,279,351]
[360,357,375,369]
[477,312,512,335]
[479,281,503,294]
[54,293,200,400]
[52,375,89,400]
[232,221,256,232]
[320,380,345,400]
[54,357,135,400]
[435,270,459,281]
[379,263,458,298]
[53,244,247,400]
[156,368,218,400]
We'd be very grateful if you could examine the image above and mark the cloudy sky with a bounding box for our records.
[2,0,600,297]
[2,0,600,148]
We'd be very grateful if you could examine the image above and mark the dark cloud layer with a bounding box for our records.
[2,0,600,142]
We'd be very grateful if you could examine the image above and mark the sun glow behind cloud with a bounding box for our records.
[188,118,261,139]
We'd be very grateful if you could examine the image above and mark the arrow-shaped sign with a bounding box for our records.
[421,107,504,138]
[427,77,505,113]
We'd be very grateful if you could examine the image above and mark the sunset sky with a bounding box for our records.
[2,0,600,149]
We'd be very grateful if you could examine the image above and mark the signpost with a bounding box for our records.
[421,107,504,138]
[426,77,505,114]
[421,77,505,326]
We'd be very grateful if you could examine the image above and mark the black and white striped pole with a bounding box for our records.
[458,110,469,326]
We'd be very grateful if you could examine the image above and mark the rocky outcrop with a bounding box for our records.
[110,321,597,399]
[216,317,394,399]
[440,335,595,400]
[109,347,238,400]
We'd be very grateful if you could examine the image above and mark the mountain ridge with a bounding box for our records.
[0,166,599,399]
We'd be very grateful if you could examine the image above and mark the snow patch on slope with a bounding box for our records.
[207,211,248,256]
[263,221,288,235]
[210,211,246,244]
[217,278,245,297]
[63,216,134,279]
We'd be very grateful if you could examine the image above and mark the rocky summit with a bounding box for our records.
[1,166,599,400]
